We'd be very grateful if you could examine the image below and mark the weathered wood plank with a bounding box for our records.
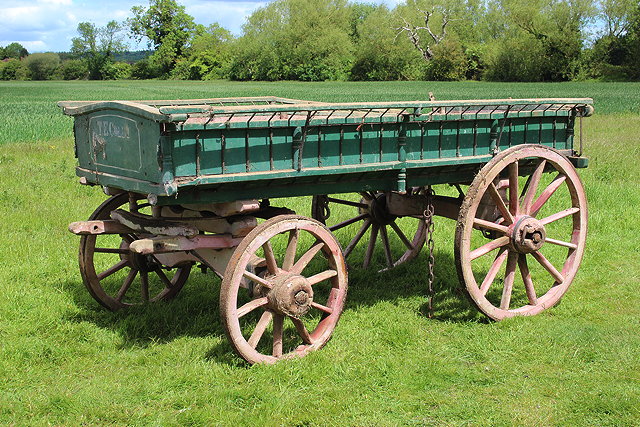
[68,220,135,235]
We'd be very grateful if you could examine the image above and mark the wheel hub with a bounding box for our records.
[267,274,314,318]
[363,193,396,225]
[511,216,546,254]
[124,240,158,272]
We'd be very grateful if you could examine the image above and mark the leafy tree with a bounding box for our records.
[130,57,161,79]
[231,0,355,81]
[23,53,60,80]
[484,34,548,81]
[599,0,637,37]
[425,38,468,80]
[60,59,88,80]
[0,59,24,80]
[348,2,380,41]
[172,23,233,80]
[102,62,133,79]
[585,0,640,80]
[350,5,421,80]
[71,21,127,79]
[128,0,196,76]
[2,42,29,59]
[496,0,596,80]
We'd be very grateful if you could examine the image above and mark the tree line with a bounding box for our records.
[1,0,639,82]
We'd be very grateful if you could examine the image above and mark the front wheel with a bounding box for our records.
[220,215,347,364]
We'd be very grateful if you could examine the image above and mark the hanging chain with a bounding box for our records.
[423,186,436,319]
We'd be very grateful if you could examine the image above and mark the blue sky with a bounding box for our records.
[0,0,402,53]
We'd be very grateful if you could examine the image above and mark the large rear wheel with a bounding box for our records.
[455,145,587,320]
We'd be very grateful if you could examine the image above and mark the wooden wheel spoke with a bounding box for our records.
[291,317,313,344]
[508,161,519,216]
[531,251,564,284]
[473,218,510,235]
[522,160,547,214]
[262,241,279,275]
[272,314,284,357]
[488,183,514,224]
[326,197,369,209]
[140,271,149,302]
[243,270,272,289]
[291,242,325,275]
[469,236,510,261]
[390,221,415,250]
[116,269,137,301]
[97,259,128,281]
[247,310,273,349]
[518,255,538,305]
[311,301,334,314]
[343,219,371,258]
[94,247,129,254]
[500,251,519,310]
[379,225,394,269]
[154,268,174,289]
[363,224,379,268]
[480,248,508,296]
[329,213,369,232]
[530,174,566,217]
[282,229,300,271]
[307,270,338,286]
[539,207,580,225]
[237,297,269,318]
[545,237,578,249]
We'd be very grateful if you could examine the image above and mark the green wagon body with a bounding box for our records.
[59,96,592,204]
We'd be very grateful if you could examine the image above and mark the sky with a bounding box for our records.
[0,0,402,53]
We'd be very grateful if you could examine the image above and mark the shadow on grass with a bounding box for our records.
[61,249,486,366]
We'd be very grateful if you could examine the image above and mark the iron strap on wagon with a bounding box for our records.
[59,95,593,364]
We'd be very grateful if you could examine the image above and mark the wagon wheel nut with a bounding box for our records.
[267,274,314,318]
[511,216,546,254]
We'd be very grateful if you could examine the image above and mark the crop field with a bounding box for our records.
[0,80,639,425]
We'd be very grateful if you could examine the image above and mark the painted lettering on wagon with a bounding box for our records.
[93,119,131,139]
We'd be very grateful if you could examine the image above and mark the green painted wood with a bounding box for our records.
[63,97,592,205]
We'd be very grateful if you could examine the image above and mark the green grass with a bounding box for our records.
[1,80,639,145]
[0,81,639,425]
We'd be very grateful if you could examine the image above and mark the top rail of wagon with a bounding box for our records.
[58,97,594,125]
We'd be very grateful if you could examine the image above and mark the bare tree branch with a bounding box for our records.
[395,7,452,63]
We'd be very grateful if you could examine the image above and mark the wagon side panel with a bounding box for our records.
[74,110,163,189]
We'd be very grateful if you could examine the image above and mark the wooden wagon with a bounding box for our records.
[59,96,593,364]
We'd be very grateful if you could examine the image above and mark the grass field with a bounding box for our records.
[0,81,639,425]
